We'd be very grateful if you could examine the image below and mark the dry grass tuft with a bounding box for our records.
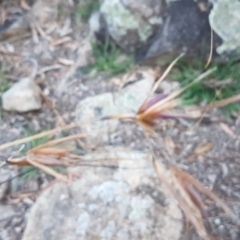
[5,133,87,182]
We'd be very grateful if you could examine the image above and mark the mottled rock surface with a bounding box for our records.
[96,0,240,62]
[75,71,154,144]
[22,148,182,240]
[100,0,165,52]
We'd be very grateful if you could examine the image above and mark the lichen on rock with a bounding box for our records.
[100,0,163,52]
[209,0,240,55]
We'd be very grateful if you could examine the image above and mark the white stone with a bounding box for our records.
[214,218,221,226]
[2,78,42,113]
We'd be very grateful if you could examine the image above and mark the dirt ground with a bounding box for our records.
[0,1,240,240]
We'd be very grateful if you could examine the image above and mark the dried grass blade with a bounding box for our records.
[148,52,185,97]
[0,124,72,151]
[7,155,70,167]
[182,183,207,218]
[204,28,213,69]
[138,94,167,114]
[0,122,92,151]
[26,156,68,182]
[30,133,88,152]
[31,148,70,156]
[0,162,6,168]
[142,67,217,116]
[32,155,70,166]
[6,157,31,166]
[153,159,210,239]
[139,53,185,113]
[196,94,240,111]
[171,166,237,220]
[138,99,180,120]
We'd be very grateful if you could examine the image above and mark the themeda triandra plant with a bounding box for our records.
[1,53,240,240]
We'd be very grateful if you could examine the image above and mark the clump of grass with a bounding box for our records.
[76,0,99,20]
[170,58,240,116]
[19,130,50,181]
[91,39,133,75]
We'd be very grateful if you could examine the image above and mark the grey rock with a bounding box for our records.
[89,11,102,39]
[138,0,215,63]
[22,148,182,240]
[75,71,154,145]
[2,78,42,113]
[95,0,240,61]
[89,10,108,45]
[100,0,165,52]
[207,174,217,184]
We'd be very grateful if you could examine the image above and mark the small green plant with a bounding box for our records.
[170,58,240,116]
[0,62,9,92]
[18,130,67,181]
[0,71,8,93]
[0,63,9,116]
[19,166,39,181]
[76,0,99,21]
[91,39,133,75]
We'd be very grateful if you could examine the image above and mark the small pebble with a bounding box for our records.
[170,128,179,136]
[14,226,22,233]
[60,194,67,201]
[207,174,217,184]
[22,198,34,207]
[12,217,23,226]
[221,163,228,177]
[214,218,221,226]
[218,225,225,234]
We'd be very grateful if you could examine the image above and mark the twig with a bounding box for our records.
[37,65,61,75]
[204,28,213,69]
